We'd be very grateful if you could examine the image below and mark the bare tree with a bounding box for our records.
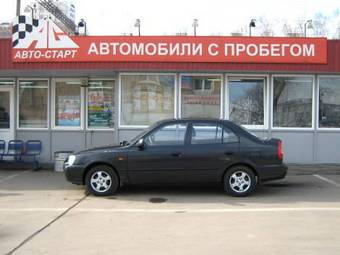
[230,24,248,36]
[313,13,328,37]
[231,16,275,36]
[281,18,304,37]
[282,21,293,36]
[257,16,274,36]
[295,17,305,35]
[282,15,328,37]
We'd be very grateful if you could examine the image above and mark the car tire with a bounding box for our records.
[223,165,257,197]
[85,165,119,196]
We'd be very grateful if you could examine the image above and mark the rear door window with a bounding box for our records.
[191,123,222,144]
[191,123,238,144]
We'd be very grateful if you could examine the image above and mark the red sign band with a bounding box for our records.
[11,18,327,64]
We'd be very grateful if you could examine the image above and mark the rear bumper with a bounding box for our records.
[64,164,85,185]
[257,163,288,182]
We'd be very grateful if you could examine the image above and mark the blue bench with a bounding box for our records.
[0,140,42,170]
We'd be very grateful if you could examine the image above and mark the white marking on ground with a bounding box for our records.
[1,207,340,213]
[313,174,340,188]
[0,174,20,183]
[0,170,31,184]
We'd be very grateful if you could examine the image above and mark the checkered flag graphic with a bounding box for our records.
[12,16,39,48]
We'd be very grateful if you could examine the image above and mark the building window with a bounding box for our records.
[18,80,48,128]
[319,77,340,128]
[181,75,221,118]
[0,91,10,129]
[88,80,115,129]
[120,74,175,126]
[228,78,265,126]
[273,76,313,128]
[0,80,14,86]
[54,80,82,128]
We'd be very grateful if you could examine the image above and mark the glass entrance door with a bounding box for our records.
[0,88,14,143]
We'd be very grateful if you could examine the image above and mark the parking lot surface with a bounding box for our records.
[1,169,340,255]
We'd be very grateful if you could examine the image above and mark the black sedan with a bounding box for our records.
[64,119,287,197]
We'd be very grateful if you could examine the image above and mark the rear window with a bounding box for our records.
[237,125,265,141]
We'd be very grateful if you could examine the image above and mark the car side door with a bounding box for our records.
[184,121,240,183]
[127,122,190,184]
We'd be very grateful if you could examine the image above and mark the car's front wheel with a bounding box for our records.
[85,165,119,196]
[223,165,256,197]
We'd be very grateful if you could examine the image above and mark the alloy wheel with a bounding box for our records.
[90,170,112,193]
[229,170,251,193]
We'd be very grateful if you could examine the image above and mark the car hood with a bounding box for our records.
[76,144,123,154]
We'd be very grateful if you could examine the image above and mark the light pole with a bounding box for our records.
[249,19,256,36]
[134,19,141,36]
[192,19,198,36]
[16,0,21,16]
[304,19,313,37]
[78,19,87,36]
[24,4,36,19]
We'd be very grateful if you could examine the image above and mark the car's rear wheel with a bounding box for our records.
[223,165,256,197]
[85,165,119,196]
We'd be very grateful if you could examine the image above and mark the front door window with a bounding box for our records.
[145,123,187,146]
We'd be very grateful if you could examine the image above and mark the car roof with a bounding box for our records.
[156,118,232,124]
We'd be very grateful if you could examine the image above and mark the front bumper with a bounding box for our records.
[257,163,288,182]
[64,164,86,185]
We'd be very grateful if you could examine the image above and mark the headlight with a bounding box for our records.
[67,155,76,166]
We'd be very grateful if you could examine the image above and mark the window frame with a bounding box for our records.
[86,78,116,131]
[51,78,85,130]
[317,75,340,131]
[17,78,49,130]
[179,73,223,119]
[0,79,15,87]
[271,74,315,131]
[118,72,177,129]
[225,74,269,130]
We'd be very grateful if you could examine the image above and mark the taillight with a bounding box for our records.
[278,140,283,160]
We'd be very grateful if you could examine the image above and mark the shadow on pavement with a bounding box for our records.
[1,169,340,205]
[93,177,340,205]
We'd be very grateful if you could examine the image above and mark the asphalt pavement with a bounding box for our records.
[1,169,340,255]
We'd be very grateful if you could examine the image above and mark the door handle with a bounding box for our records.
[224,151,234,156]
[171,152,182,157]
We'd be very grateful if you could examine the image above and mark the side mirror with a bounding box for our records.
[136,138,145,150]
[120,140,128,146]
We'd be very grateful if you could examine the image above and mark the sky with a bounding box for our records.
[2,0,340,37]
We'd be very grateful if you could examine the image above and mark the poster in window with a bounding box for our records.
[88,90,113,128]
[57,97,81,126]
